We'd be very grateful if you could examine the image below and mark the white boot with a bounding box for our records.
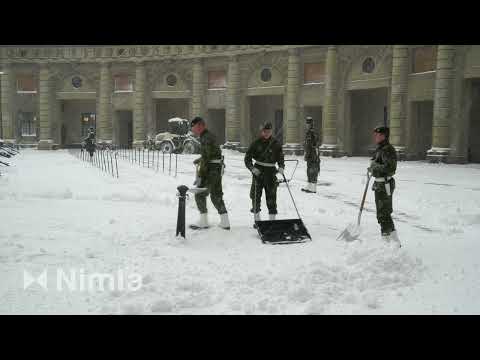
[302,182,317,193]
[219,213,230,230]
[190,213,209,230]
[388,230,401,248]
[382,230,401,248]
[269,214,276,221]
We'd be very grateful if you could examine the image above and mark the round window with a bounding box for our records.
[72,76,83,89]
[260,68,272,82]
[166,74,177,87]
[362,57,375,73]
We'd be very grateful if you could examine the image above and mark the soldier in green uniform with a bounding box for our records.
[368,125,401,247]
[189,116,230,230]
[301,116,320,193]
[84,127,96,159]
[244,122,285,225]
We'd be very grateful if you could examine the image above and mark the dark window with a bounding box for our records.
[72,76,82,89]
[304,63,325,84]
[208,70,226,89]
[114,74,133,91]
[413,46,436,73]
[261,68,272,82]
[81,113,96,137]
[362,57,375,73]
[19,112,36,136]
[17,75,36,92]
[166,74,177,87]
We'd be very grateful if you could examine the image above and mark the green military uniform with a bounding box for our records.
[194,128,227,215]
[244,130,285,215]
[304,117,320,184]
[369,129,397,236]
[84,130,96,157]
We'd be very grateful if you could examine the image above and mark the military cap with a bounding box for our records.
[305,116,313,123]
[191,116,205,127]
[373,125,389,135]
[261,122,273,130]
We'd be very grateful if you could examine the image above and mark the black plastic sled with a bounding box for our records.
[255,219,311,245]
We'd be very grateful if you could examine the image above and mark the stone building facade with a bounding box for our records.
[1,45,480,163]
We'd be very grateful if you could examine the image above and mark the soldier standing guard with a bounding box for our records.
[368,125,401,247]
[301,116,320,193]
[84,127,96,159]
[244,122,285,226]
[189,116,230,231]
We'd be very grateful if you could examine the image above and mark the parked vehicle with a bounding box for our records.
[154,118,200,154]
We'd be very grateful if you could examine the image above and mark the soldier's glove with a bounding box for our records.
[251,168,261,177]
[277,167,285,175]
[193,176,203,187]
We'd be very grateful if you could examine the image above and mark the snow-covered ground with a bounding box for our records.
[1,148,479,314]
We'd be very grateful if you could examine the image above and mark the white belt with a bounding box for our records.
[209,159,223,164]
[374,176,393,182]
[255,161,276,168]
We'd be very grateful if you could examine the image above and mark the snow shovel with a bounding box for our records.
[254,172,312,245]
[336,170,372,242]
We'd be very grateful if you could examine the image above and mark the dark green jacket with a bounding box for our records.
[244,137,285,171]
[84,132,96,151]
[370,140,397,178]
[197,129,222,177]
[304,129,319,161]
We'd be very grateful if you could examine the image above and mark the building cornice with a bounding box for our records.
[0,45,320,64]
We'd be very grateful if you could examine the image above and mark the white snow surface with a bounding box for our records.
[1,149,480,314]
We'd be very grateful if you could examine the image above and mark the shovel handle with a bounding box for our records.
[357,171,371,225]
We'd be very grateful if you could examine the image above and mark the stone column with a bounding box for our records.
[389,45,409,159]
[320,46,344,157]
[0,63,15,142]
[191,58,205,118]
[427,45,456,162]
[38,64,53,150]
[133,62,146,148]
[225,56,241,149]
[98,62,112,144]
[283,48,302,155]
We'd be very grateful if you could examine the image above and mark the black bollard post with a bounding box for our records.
[162,151,165,173]
[142,149,145,167]
[147,150,150,168]
[169,152,172,176]
[176,185,189,239]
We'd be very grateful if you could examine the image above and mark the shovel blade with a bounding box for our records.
[255,219,311,245]
[336,223,361,242]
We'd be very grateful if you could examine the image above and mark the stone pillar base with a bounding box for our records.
[426,147,450,163]
[223,141,240,150]
[282,143,303,156]
[393,146,406,161]
[319,144,346,158]
[447,155,468,164]
[37,139,54,150]
[132,140,145,149]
